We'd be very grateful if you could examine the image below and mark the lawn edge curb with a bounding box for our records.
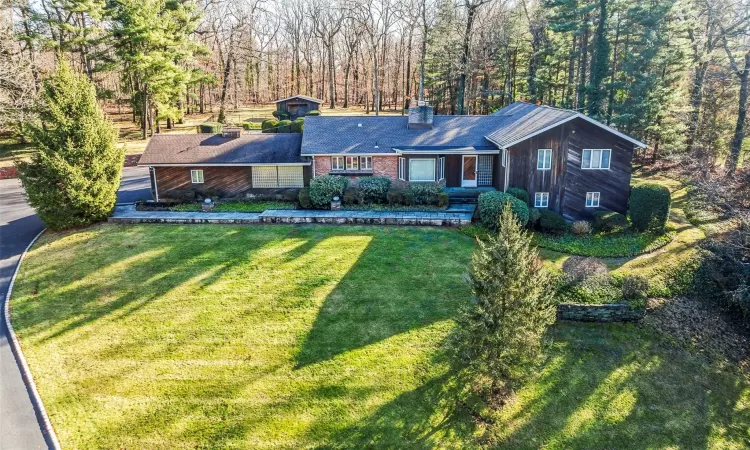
[3,229,62,450]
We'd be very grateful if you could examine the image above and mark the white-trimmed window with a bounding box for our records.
[331,156,345,171]
[345,156,359,170]
[409,158,436,182]
[537,149,552,170]
[582,149,611,169]
[535,192,549,208]
[585,192,601,207]
[438,157,445,181]
[360,156,372,170]
[398,157,406,181]
[190,169,204,184]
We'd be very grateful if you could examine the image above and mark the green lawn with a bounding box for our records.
[10,224,750,448]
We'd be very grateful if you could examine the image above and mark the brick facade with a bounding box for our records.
[313,156,400,185]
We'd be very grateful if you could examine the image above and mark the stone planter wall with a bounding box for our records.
[557,303,645,323]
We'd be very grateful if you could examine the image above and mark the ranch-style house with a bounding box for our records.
[139,101,646,219]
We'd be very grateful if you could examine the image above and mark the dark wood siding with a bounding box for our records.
[562,119,633,218]
[506,118,634,219]
[445,155,461,187]
[276,99,321,120]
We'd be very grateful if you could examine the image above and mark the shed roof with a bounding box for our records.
[273,95,323,104]
[138,133,307,166]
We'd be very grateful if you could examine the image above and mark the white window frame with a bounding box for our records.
[190,169,204,184]
[534,192,549,208]
[537,149,552,170]
[360,156,372,171]
[398,157,406,181]
[585,192,601,208]
[345,156,359,171]
[438,157,445,181]
[331,156,345,171]
[408,158,436,182]
[581,149,611,170]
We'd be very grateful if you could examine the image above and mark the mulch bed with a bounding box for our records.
[645,297,750,375]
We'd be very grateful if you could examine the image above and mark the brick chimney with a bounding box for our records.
[408,101,434,130]
[222,127,243,138]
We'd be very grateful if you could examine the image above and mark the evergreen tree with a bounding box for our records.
[586,0,609,119]
[17,58,123,230]
[457,204,556,393]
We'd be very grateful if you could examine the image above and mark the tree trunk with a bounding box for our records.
[457,5,476,115]
[577,16,590,111]
[141,84,148,140]
[726,51,750,175]
[685,61,709,153]
[328,41,336,108]
[606,15,620,124]
[218,41,234,123]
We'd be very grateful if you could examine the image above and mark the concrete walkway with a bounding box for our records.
[110,204,474,227]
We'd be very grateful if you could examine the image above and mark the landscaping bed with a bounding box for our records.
[9,224,750,448]
[533,229,675,258]
[170,200,295,212]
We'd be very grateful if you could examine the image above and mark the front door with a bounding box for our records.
[462,155,477,187]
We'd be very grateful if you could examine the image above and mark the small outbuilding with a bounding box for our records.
[274,95,323,120]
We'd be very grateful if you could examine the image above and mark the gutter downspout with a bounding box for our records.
[150,166,160,202]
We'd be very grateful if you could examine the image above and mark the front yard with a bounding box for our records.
[10,224,750,448]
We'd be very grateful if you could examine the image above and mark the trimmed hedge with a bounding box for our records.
[539,209,567,233]
[629,183,671,232]
[272,110,290,119]
[261,119,279,133]
[306,110,321,116]
[199,122,222,133]
[358,176,391,203]
[408,182,443,205]
[478,191,530,230]
[298,188,312,209]
[309,175,349,208]
[242,122,262,131]
[593,210,629,232]
[507,187,530,204]
[277,119,292,133]
[387,187,413,205]
[291,118,304,133]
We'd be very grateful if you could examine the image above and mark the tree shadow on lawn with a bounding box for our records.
[490,323,750,449]
[294,227,473,369]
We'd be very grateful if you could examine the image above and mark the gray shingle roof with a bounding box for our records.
[301,115,502,155]
[273,95,323,104]
[138,133,306,165]
[486,102,578,148]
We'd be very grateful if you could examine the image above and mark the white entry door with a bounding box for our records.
[461,155,478,188]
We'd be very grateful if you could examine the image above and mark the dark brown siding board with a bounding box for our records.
[155,166,253,198]
[492,153,503,190]
[506,119,634,219]
[562,118,633,218]
[445,155,461,187]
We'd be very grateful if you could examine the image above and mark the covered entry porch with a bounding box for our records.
[394,147,504,190]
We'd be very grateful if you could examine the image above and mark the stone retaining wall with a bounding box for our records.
[557,303,645,323]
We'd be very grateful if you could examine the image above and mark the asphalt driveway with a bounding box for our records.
[0,166,150,449]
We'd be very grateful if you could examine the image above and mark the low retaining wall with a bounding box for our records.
[557,303,645,323]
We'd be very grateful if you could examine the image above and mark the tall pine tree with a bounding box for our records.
[18,58,123,230]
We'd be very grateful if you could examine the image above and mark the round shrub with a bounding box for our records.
[309,175,349,208]
[506,187,529,204]
[629,183,671,232]
[562,256,608,282]
[272,109,289,119]
[437,192,450,208]
[261,119,279,133]
[277,119,292,133]
[358,176,391,204]
[242,122,262,131]
[199,122,222,133]
[306,110,321,116]
[620,274,650,301]
[593,210,629,233]
[478,191,530,230]
[529,207,542,227]
[298,188,312,209]
[539,209,566,233]
[343,186,359,205]
[291,117,304,133]
[558,274,621,305]
[408,182,443,205]
[571,220,592,235]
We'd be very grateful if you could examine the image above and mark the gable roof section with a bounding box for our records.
[301,116,502,155]
[273,95,323,104]
[487,102,647,148]
[138,133,307,166]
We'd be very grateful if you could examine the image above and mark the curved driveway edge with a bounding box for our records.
[3,230,61,449]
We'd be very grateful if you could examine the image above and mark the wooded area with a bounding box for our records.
[1,0,749,171]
